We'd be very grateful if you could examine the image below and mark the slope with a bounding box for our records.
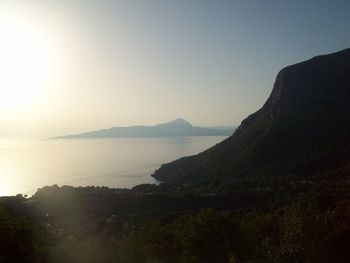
[152,48,350,190]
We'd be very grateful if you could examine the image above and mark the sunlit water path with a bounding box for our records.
[0,137,226,196]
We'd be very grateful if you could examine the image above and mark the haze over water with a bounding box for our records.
[0,136,226,196]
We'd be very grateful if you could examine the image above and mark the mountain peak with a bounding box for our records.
[173,118,192,125]
[158,118,193,128]
[173,117,188,122]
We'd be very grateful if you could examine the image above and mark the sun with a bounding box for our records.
[0,12,53,113]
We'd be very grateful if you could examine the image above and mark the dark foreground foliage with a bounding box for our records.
[0,197,48,263]
[1,191,348,263]
[126,203,350,263]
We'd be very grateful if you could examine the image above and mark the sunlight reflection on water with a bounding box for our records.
[0,137,226,196]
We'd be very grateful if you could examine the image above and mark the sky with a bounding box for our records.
[0,0,349,138]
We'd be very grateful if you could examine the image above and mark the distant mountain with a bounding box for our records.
[52,118,235,139]
[153,48,350,190]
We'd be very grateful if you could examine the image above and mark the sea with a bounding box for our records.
[0,136,226,196]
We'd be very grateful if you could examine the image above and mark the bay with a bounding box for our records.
[0,136,226,196]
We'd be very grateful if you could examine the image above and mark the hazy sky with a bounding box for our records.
[0,0,349,138]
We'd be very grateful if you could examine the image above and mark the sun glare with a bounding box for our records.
[0,12,54,114]
[0,166,16,196]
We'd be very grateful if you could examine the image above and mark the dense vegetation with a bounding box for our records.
[0,185,349,263]
[0,197,48,263]
[129,204,349,263]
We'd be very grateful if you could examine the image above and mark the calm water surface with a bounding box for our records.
[0,137,226,196]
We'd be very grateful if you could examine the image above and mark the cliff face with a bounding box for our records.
[152,48,350,186]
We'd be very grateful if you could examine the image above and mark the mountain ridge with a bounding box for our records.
[52,118,235,139]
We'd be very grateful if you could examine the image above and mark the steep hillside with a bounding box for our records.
[152,48,350,189]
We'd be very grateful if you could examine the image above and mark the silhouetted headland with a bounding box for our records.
[153,48,350,189]
[52,118,235,139]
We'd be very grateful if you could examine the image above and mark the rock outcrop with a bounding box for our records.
[152,48,350,187]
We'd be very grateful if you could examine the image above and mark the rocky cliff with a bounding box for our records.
[152,48,350,188]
